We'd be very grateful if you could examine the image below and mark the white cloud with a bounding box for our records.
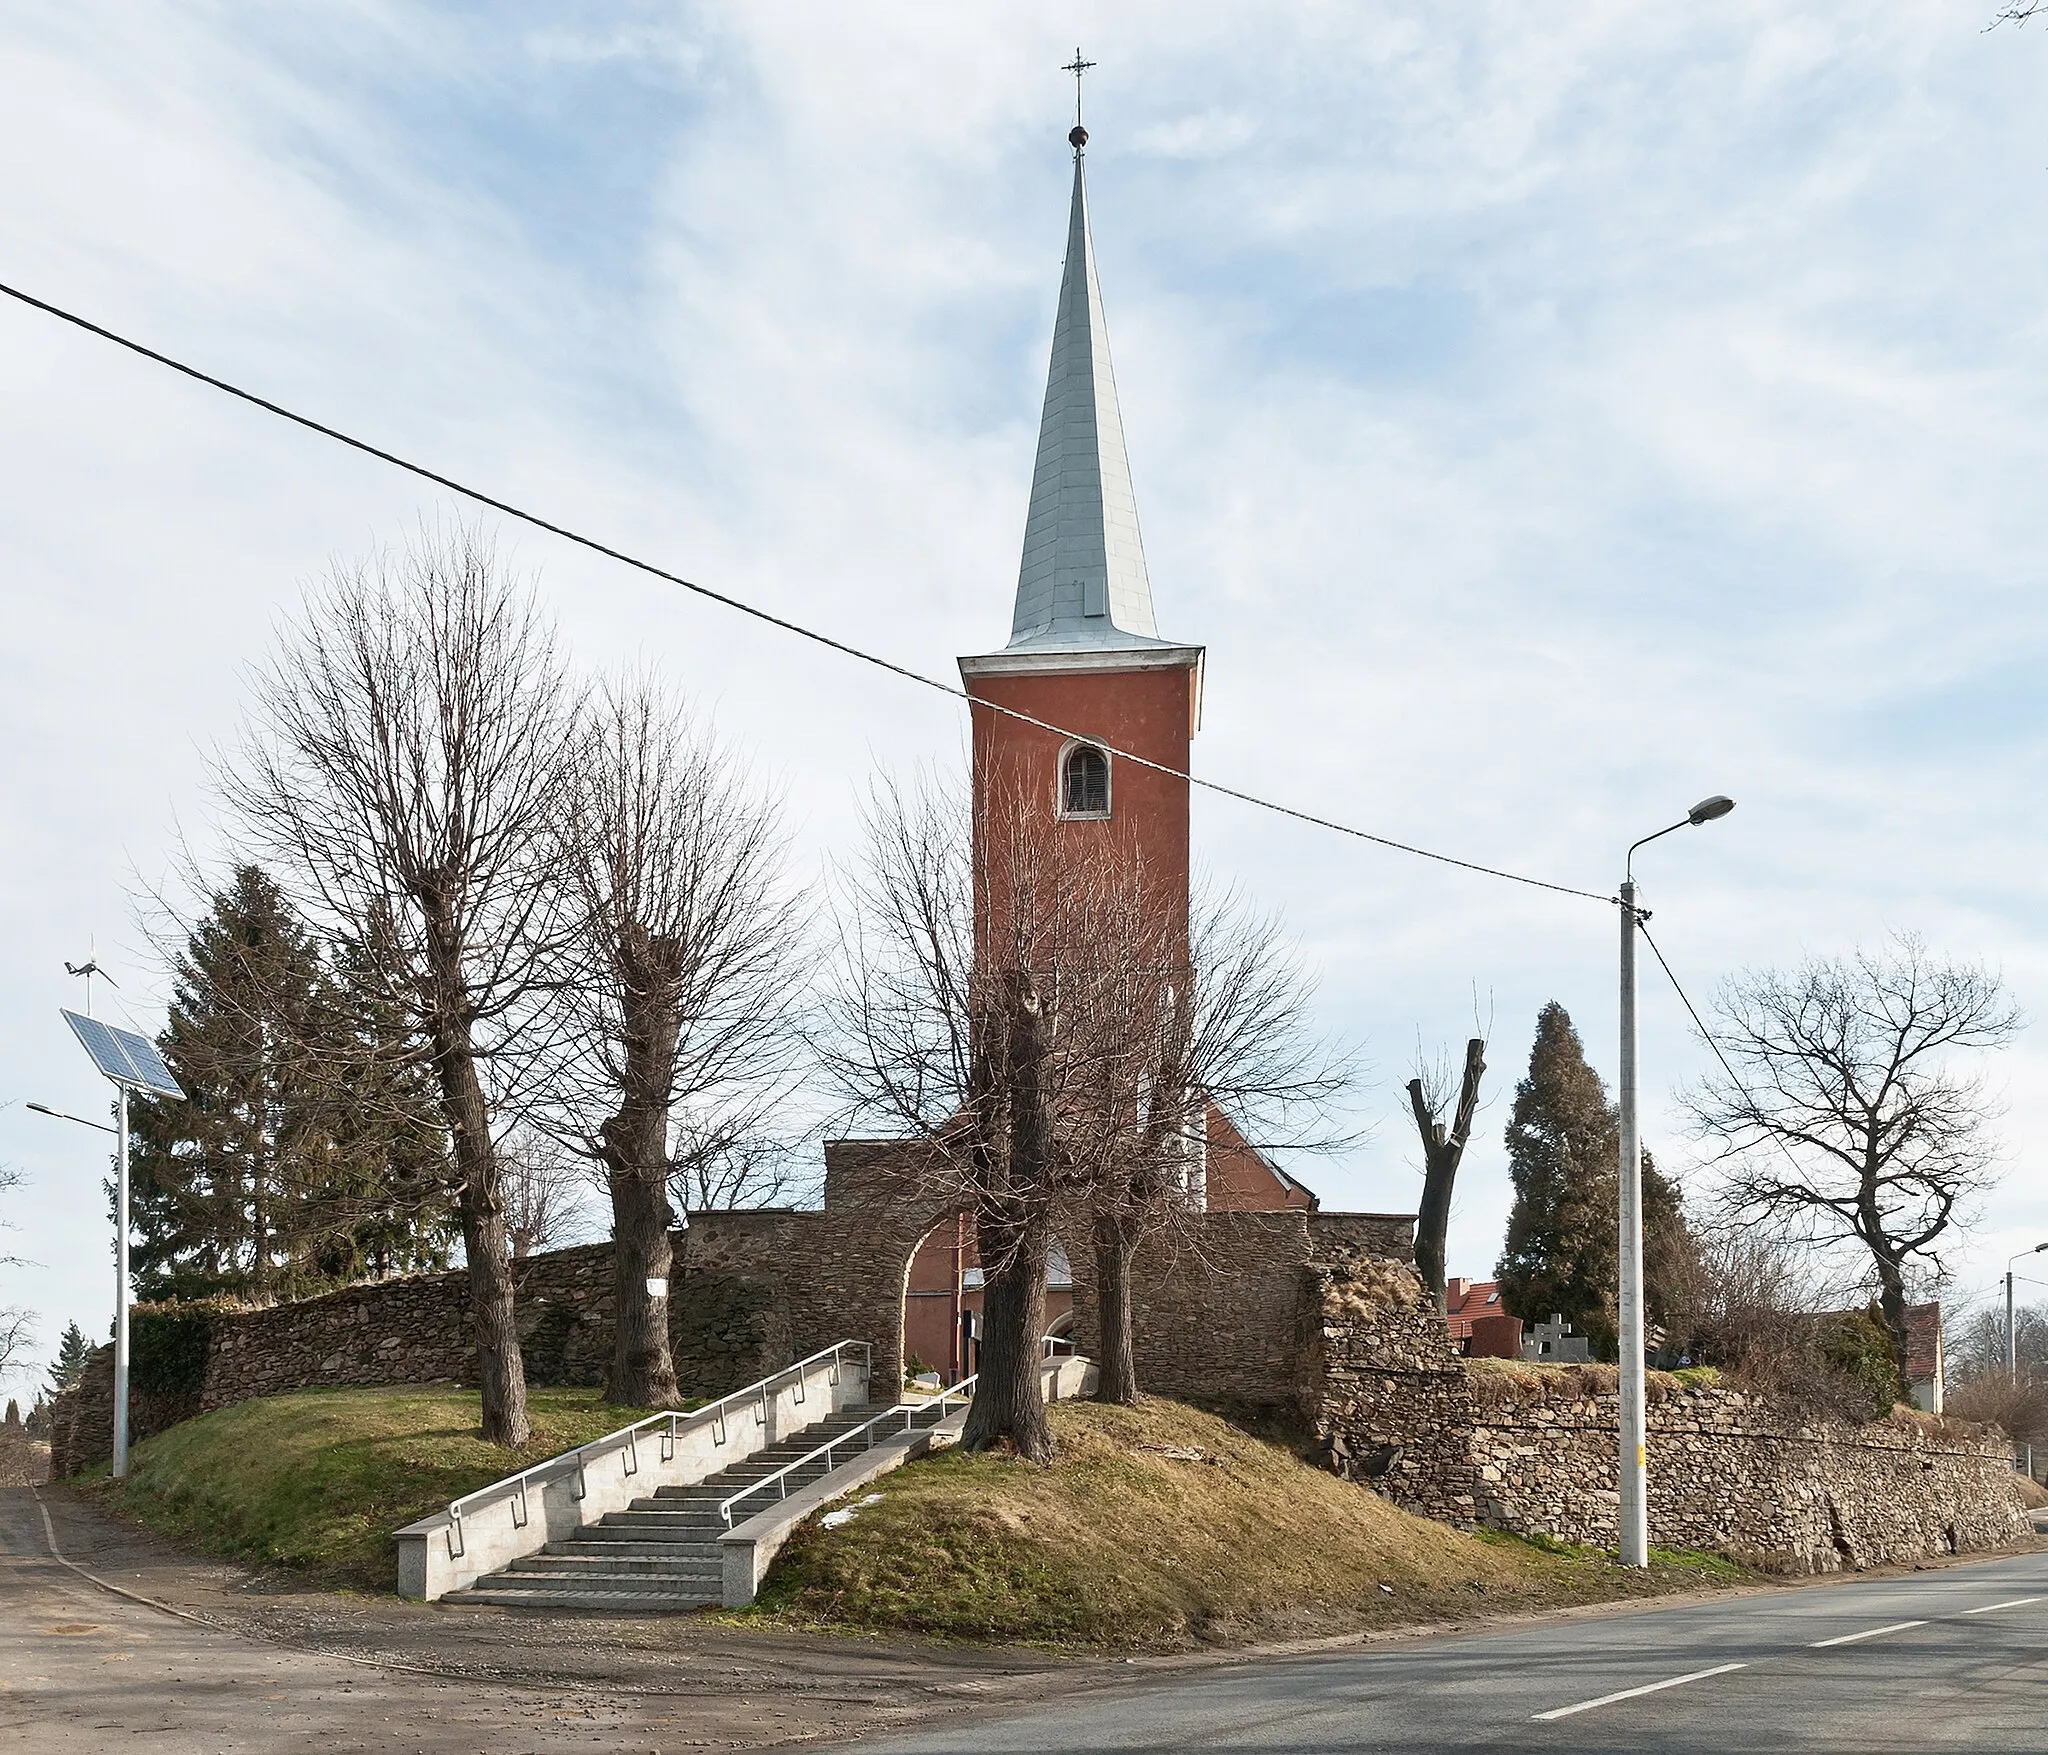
[3,1,2047,1369]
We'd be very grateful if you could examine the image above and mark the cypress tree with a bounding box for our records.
[1495,1001,1694,1358]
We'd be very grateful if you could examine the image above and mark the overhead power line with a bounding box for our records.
[1636,917,1813,1185]
[0,277,1611,905]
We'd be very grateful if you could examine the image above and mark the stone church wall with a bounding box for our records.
[1309,1261,2028,1574]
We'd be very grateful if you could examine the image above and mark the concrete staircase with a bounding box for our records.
[452,1406,883,1611]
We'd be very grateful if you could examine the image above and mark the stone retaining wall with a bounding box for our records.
[47,1158,1417,1473]
[1311,1260,2029,1574]
[1463,1367,2026,1571]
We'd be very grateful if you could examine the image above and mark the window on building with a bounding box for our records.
[1061,743,1110,817]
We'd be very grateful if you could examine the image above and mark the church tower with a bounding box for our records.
[958,118,1203,970]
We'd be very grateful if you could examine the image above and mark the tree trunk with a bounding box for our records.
[961,970,1055,1461]
[1408,1039,1485,1316]
[1092,1207,1141,1405]
[1411,1126,1450,1316]
[962,1198,1054,1459]
[600,938,684,1408]
[1874,1257,1911,1404]
[425,967,528,1448]
[605,1163,677,1407]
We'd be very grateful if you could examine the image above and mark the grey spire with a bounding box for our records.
[1006,143,1162,652]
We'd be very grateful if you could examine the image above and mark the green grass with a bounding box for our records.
[740,1399,1751,1650]
[93,1386,657,1591]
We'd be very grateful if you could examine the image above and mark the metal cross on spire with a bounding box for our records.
[1062,48,1096,128]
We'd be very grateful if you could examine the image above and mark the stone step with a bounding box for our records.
[459,1583,716,1610]
[544,1536,724,1559]
[475,1565,717,1593]
[452,1400,895,1614]
[508,1553,720,1577]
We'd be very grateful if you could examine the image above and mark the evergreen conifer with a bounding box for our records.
[130,867,454,1300]
[1495,1001,1694,1357]
[46,1320,88,1396]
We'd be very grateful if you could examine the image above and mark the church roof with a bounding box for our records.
[1003,137,1170,655]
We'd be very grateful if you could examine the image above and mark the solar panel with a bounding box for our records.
[62,1010,185,1099]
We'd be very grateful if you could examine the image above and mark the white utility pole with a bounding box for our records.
[1617,878,1648,1568]
[1617,796,1735,1569]
[55,1010,184,1482]
[114,1084,131,1478]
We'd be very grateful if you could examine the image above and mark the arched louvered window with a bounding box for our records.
[1060,743,1110,818]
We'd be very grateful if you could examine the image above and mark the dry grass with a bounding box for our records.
[744,1398,1743,1650]
[91,1387,657,1590]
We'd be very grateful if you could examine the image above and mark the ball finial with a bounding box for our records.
[1069,124,1088,149]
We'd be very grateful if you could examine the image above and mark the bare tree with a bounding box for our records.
[815,779,1353,1441]
[0,1308,34,1388]
[1685,935,2021,1389]
[1407,1038,1486,1315]
[0,1161,35,1388]
[1076,884,1355,1405]
[220,521,579,1446]
[814,779,1085,1460]
[496,1124,593,1259]
[671,1128,809,1214]
[1670,1221,1897,1419]
[1948,1300,2048,1387]
[549,677,802,1406]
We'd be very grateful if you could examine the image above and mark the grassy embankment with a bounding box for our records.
[83,1386,1745,1641]
[743,1397,1743,1649]
[90,1386,653,1591]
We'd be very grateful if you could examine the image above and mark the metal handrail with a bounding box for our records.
[718,1374,979,1529]
[441,1338,871,1560]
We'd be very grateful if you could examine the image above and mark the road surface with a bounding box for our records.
[836,1546,2048,1753]
[5,1481,2041,1752]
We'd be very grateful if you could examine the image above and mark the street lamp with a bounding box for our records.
[1617,794,1735,1568]
[26,1101,117,1135]
[46,1012,184,1481]
[2009,1244,2047,1384]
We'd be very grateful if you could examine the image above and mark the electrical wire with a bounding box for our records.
[0,277,1613,906]
[1636,916,1815,1184]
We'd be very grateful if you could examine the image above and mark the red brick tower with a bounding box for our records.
[958,123,1203,972]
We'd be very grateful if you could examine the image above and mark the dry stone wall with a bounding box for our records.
[1461,1367,2026,1571]
[1310,1260,2028,1574]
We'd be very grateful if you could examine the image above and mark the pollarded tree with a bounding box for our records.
[220,521,579,1447]
[1685,935,2019,1390]
[547,677,802,1408]
[1496,1002,1693,1357]
[1407,1036,1487,1315]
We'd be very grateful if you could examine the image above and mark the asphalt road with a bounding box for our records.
[5,1479,2042,1753]
[834,1549,2048,1754]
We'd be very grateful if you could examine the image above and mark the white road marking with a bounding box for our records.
[1809,1620,1927,1648]
[1962,1596,2041,1615]
[1531,1663,1747,1721]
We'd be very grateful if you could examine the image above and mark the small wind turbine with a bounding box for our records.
[64,946,117,1016]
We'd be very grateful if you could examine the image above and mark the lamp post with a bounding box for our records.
[1617,794,1735,1568]
[26,1099,125,1473]
[2009,1243,2047,1384]
[46,1012,183,1482]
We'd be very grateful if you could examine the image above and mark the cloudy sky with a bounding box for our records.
[4,4,2046,1380]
